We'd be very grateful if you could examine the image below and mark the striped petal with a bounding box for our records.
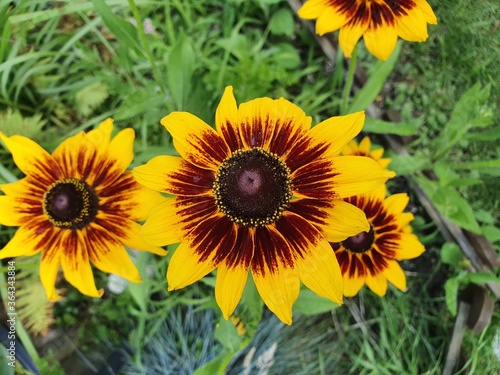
[0,196,25,226]
[216,86,242,151]
[161,112,230,171]
[40,247,62,301]
[364,21,399,60]
[133,155,214,196]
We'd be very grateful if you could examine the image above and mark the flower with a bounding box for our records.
[330,184,425,297]
[0,119,167,300]
[298,0,437,60]
[133,86,395,324]
[341,136,391,169]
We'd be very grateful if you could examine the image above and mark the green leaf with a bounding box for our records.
[434,160,460,186]
[440,242,463,266]
[362,117,417,136]
[168,35,195,110]
[192,352,232,375]
[388,155,429,175]
[433,83,492,160]
[0,108,45,139]
[90,0,143,55]
[453,159,500,177]
[429,186,481,234]
[465,125,500,141]
[348,41,401,113]
[75,82,109,117]
[294,289,340,315]
[444,277,460,316]
[483,225,500,243]
[269,8,295,36]
[269,43,301,69]
[214,316,242,352]
[465,272,500,285]
[115,88,166,121]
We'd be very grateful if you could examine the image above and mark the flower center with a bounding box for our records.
[213,147,292,227]
[43,178,99,230]
[343,227,375,253]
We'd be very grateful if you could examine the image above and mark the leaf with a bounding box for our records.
[430,186,481,234]
[465,272,500,285]
[483,225,500,243]
[214,316,241,352]
[168,35,195,110]
[453,159,500,177]
[440,242,463,266]
[348,41,401,113]
[269,43,301,69]
[90,0,143,55]
[269,8,295,36]
[0,108,46,139]
[115,88,166,121]
[362,117,417,136]
[444,277,460,316]
[75,82,109,117]
[294,289,340,315]
[433,160,460,186]
[388,155,429,175]
[433,83,492,160]
[192,352,232,375]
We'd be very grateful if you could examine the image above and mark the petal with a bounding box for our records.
[339,19,368,58]
[415,0,437,24]
[1,178,44,197]
[358,136,371,154]
[364,19,399,61]
[394,233,425,260]
[395,5,428,42]
[167,215,237,290]
[308,111,365,158]
[297,0,329,19]
[160,112,230,171]
[215,262,250,320]
[383,260,407,292]
[384,193,409,214]
[251,226,300,325]
[107,126,135,175]
[127,185,168,222]
[133,155,214,196]
[40,249,62,301]
[0,133,61,183]
[61,230,103,298]
[141,196,218,246]
[0,218,52,258]
[343,273,365,297]
[292,158,339,199]
[86,223,142,282]
[289,198,369,242]
[316,5,351,35]
[331,156,395,198]
[0,195,25,226]
[215,86,242,151]
[276,212,343,305]
[365,273,388,296]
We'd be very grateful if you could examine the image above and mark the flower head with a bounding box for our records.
[133,86,395,324]
[298,0,437,60]
[330,185,425,297]
[0,119,167,300]
[341,136,391,169]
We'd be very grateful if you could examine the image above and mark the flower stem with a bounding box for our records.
[340,44,358,115]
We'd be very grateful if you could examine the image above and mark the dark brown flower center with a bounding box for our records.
[342,226,375,253]
[43,178,99,230]
[213,147,292,227]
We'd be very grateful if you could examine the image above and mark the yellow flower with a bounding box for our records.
[298,0,437,60]
[330,185,425,297]
[133,86,395,324]
[0,119,167,301]
[341,136,391,169]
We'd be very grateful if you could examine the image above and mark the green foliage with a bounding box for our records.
[0,108,45,138]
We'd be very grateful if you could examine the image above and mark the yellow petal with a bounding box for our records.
[133,155,213,196]
[316,6,350,35]
[215,86,242,151]
[160,112,230,171]
[0,220,48,258]
[107,127,135,175]
[343,273,365,297]
[396,7,428,42]
[415,0,438,24]
[322,200,370,242]
[365,273,388,296]
[0,132,61,181]
[384,260,407,292]
[297,0,328,19]
[215,262,250,319]
[40,249,62,301]
[251,259,300,326]
[339,20,367,58]
[113,219,167,256]
[0,196,25,226]
[331,156,395,198]
[61,230,103,298]
[128,185,168,222]
[384,193,409,214]
[309,111,365,157]
[86,224,142,282]
[359,136,371,154]
[167,215,236,290]
[394,233,425,260]
[363,23,399,61]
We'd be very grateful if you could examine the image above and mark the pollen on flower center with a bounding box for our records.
[213,147,292,227]
[43,178,99,230]
[343,226,375,253]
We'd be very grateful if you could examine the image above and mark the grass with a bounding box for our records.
[0,0,499,374]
